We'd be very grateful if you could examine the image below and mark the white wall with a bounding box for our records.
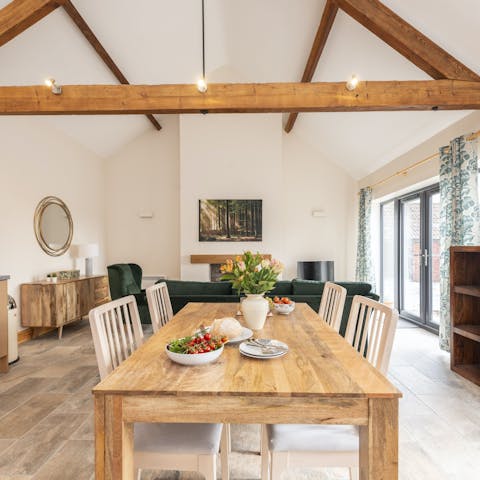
[179,114,357,281]
[179,114,285,280]
[102,114,357,283]
[0,117,107,330]
[104,116,180,279]
[282,133,357,280]
[358,111,480,198]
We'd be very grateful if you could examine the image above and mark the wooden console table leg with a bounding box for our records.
[0,356,8,373]
[359,398,398,480]
[103,395,134,480]
[58,326,63,339]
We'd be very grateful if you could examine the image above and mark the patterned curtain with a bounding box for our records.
[356,186,375,290]
[439,135,479,351]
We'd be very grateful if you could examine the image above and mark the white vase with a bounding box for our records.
[242,294,269,330]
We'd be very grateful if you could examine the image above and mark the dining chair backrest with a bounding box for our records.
[318,282,347,332]
[146,282,173,333]
[89,296,144,380]
[345,295,398,375]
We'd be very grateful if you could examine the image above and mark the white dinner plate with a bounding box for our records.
[228,327,254,344]
[195,325,253,344]
[239,340,288,359]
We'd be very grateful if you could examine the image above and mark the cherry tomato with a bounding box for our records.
[204,346,211,352]
[198,348,204,353]
[204,333,212,341]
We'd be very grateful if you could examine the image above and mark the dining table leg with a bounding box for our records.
[102,395,135,480]
[359,398,399,480]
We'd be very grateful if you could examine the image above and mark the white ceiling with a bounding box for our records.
[0,0,478,176]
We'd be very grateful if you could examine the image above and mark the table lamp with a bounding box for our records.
[71,244,99,276]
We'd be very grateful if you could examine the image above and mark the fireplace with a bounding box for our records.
[210,264,223,282]
[190,254,272,282]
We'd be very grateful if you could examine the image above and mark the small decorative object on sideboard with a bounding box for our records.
[57,269,80,279]
[46,273,58,283]
[220,251,284,330]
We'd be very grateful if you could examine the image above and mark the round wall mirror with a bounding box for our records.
[34,196,73,256]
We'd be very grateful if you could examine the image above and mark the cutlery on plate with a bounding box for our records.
[246,339,288,353]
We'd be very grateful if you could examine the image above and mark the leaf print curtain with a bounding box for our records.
[439,135,479,351]
[356,186,376,291]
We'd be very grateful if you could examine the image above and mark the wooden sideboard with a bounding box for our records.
[0,276,9,373]
[21,275,109,339]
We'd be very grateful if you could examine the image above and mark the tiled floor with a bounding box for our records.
[0,320,479,479]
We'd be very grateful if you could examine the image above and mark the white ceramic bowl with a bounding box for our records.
[273,301,295,315]
[165,344,224,366]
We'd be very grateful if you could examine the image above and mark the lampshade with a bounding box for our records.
[71,243,99,258]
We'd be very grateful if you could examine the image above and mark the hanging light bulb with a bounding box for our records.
[346,74,359,91]
[197,77,208,93]
[196,0,208,94]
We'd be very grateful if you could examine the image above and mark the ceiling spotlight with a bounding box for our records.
[197,77,208,93]
[346,75,359,91]
[45,78,62,95]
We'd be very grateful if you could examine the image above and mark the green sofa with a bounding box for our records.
[161,279,378,336]
[107,263,151,324]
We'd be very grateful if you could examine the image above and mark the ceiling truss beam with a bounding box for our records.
[0,0,62,47]
[0,0,161,130]
[334,0,480,82]
[0,80,479,115]
[285,0,338,133]
[62,1,161,130]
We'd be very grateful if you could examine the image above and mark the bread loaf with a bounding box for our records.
[210,317,243,339]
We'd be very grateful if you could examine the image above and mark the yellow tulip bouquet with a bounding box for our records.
[220,251,284,294]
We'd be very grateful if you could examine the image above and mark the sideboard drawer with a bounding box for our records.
[95,286,109,303]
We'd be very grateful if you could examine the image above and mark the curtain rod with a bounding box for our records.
[364,129,480,192]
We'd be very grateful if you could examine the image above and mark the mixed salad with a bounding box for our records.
[167,332,228,355]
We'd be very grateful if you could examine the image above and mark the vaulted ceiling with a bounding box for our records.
[0,0,478,178]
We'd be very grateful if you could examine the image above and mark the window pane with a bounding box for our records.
[402,197,421,317]
[381,202,395,308]
[430,192,440,325]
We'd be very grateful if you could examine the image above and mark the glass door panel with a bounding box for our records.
[381,201,395,309]
[401,196,422,319]
[381,185,440,332]
[428,191,441,326]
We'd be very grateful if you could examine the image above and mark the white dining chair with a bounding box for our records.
[318,282,347,332]
[261,295,398,480]
[146,282,173,333]
[89,296,229,480]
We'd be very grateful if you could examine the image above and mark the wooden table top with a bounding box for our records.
[93,303,401,399]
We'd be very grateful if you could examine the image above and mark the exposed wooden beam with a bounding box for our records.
[0,80,479,114]
[62,0,161,130]
[285,0,338,133]
[335,0,480,82]
[0,0,63,47]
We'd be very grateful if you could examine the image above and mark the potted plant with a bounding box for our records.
[220,251,284,330]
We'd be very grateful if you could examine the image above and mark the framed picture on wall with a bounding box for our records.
[199,199,262,242]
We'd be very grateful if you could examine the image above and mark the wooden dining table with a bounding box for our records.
[93,302,401,479]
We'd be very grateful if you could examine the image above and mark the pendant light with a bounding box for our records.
[197,0,207,93]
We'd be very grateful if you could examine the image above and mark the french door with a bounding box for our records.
[380,185,440,331]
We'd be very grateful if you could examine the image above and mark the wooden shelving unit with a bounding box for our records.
[450,246,480,385]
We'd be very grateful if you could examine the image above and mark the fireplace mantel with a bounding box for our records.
[190,254,272,265]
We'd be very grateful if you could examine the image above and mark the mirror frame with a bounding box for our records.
[34,196,74,256]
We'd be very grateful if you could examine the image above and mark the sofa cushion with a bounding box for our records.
[165,280,232,296]
[270,281,293,296]
[335,282,374,296]
[292,279,325,295]
[125,281,141,295]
